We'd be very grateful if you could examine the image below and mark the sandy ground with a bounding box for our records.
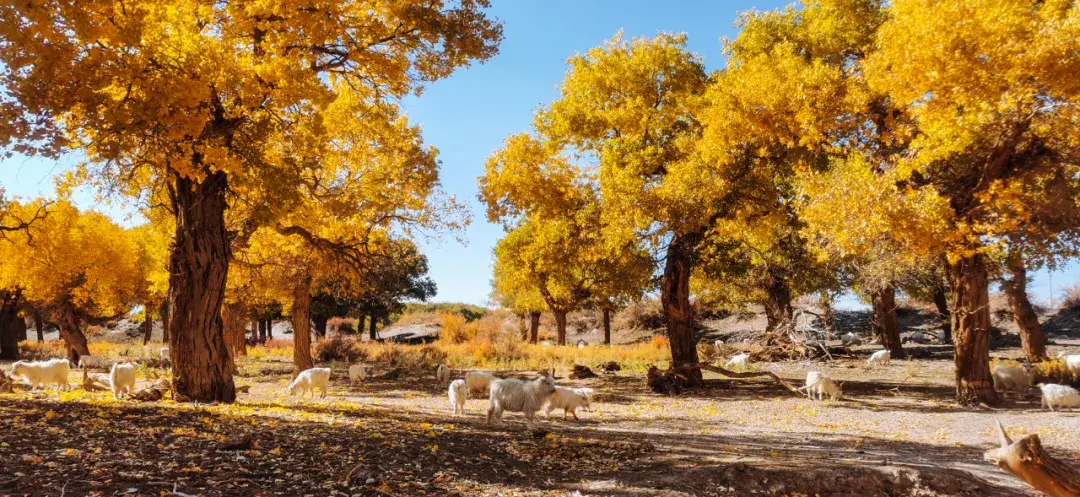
[3,338,1079,496]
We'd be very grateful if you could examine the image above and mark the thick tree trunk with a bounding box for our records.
[57,300,91,364]
[267,318,273,339]
[603,308,612,345]
[291,273,314,373]
[258,319,267,340]
[985,420,1080,497]
[33,310,44,342]
[14,315,26,342]
[313,316,328,340]
[660,233,702,385]
[1002,253,1046,362]
[931,285,952,343]
[553,309,568,346]
[818,291,836,342]
[948,254,997,405]
[167,171,235,403]
[529,311,540,344]
[762,273,794,332]
[369,313,378,340]
[0,289,22,360]
[517,313,527,341]
[870,285,905,359]
[141,315,153,345]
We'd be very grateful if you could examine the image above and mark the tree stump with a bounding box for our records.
[984,419,1080,497]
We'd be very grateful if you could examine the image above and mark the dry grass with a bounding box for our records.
[18,340,166,362]
[1060,282,1080,311]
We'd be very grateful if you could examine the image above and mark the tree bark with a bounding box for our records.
[267,318,273,339]
[603,307,612,345]
[1002,253,1046,362]
[553,309,568,346]
[313,316,328,340]
[529,311,540,344]
[0,289,22,360]
[220,303,247,358]
[258,319,267,340]
[142,308,154,345]
[33,310,44,342]
[249,318,258,344]
[517,313,527,341]
[167,171,235,403]
[660,233,703,385]
[369,312,378,340]
[870,285,905,359]
[356,314,365,337]
[762,273,794,332]
[14,314,26,342]
[160,300,169,344]
[948,254,997,405]
[56,300,91,364]
[931,285,952,343]
[291,273,314,374]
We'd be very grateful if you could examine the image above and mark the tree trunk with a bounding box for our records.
[14,314,26,342]
[529,311,540,344]
[267,318,273,339]
[818,291,836,342]
[603,308,612,345]
[313,316,328,340]
[762,273,794,331]
[291,273,314,374]
[220,303,247,358]
[948,254,997,405]
[56,300,91,364]
[369,312,378,340]
[660,233,702,385]
[33,310,44,342]
[985,420,1080,497]
[870,285,905,359]
[1002,253,1046,362]
[517,313,527,341]
[553,309,568,346]
[160,300,170,344]
[931,285,952,343]
[166,171,235,403]
[0,289,22,360]
[356,314,365,337]
[142,307,154,345]
[249,318,258,344]
[258,319,267,340]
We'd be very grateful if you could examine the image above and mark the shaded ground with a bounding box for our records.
[4,341,1080,496]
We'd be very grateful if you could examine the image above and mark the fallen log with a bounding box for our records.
[984,419,1080,497]
[647,362,802,396]
[81,369,109,392]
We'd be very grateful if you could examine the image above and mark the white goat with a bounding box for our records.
[436,364,451,387]
[288,367,331,399]
[992,364,1033,396]
[348,364,367,383]
[10,359,70,390]
[1037,383,1080,411]
[486,375,557,429]
[78,355,106,369]
[110,362,137,399]
[465,371,496,396]
[448,379,468,415]
[546,386,593,420]
[724,353,751,372]
[1056,353,1080,376]
[159,347,169,360]
[799,371,843,401]
[867,350,891,366]
[840,333,861,346]
[713,339,725,348]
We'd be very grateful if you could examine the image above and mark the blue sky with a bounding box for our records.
[2,0,1078,308]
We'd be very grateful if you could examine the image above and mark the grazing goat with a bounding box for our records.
[11,359,70,390]
[288,367,331,399]
[110,362,137,399]
[465,371,496,396]
[78,355,105,369]
[724,353,751,372]
[486,375,557,429]
[448,379,468,415]
[1037,383,1080,411]
[992,364,1033,397]
[867,350,891,366]
[799,371,843,401]
[840,333,861,346]
[436,364,450,387]
[1056,352,1080,376]
[348,364,367,383]
[546,386,593,420]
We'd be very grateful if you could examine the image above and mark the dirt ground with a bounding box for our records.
[2,339,1079,497]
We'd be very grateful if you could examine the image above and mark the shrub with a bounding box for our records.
[438,312,474,344]
[328,317,356,335]
[614,298,665,331]
[313,335,363,363]
[1033,358,1079,387]
[397,302,488,322]
[394,311,441,327]
[1060,283,1080,312]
